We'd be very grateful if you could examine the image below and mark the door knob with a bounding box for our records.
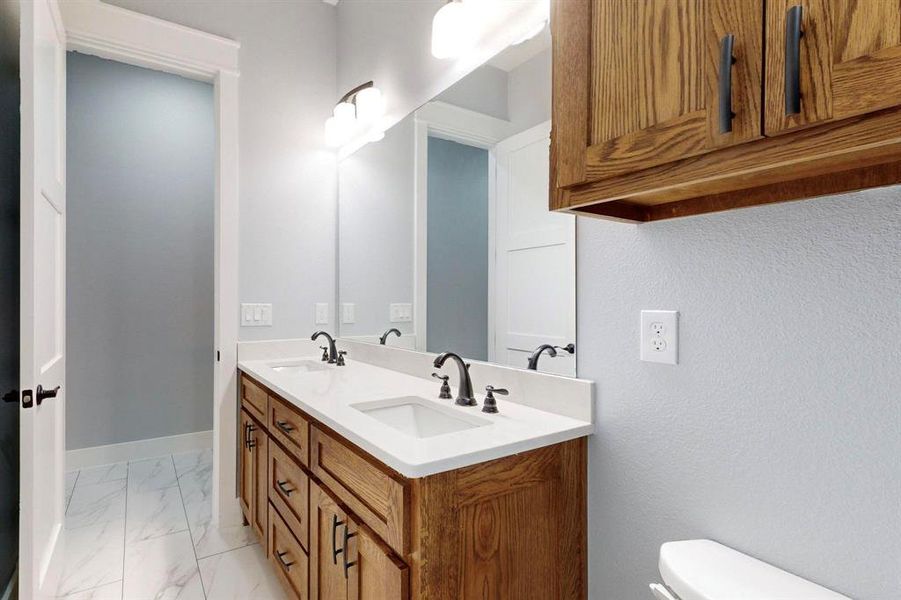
[36,385,60,406]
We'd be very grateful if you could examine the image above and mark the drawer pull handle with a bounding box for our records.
[784,5,803,115]
[276,480,295,497]
[276,420,295,434]
[718,33,736,133]
[342,525,357,578]
[276,550,294,571]
[331,514,344,564]
[244,423,257,449]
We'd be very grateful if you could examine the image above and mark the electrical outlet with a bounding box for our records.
[341,303,355,324]
[389,303,412,323]
[315,303,329,325]
[641,310,678,364]
[241,303,272,327]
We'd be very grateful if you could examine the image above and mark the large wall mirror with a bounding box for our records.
[337,30,576,376]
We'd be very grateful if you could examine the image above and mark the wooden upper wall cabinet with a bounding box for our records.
[552,0,901,222]
[765,0,901,135]
[569,0,763,185]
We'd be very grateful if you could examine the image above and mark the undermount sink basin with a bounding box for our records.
[268,359,329,374]
[352,396,490,439]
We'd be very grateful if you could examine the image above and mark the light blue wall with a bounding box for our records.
[66,53,215,450]
[578,187,901,600]
[426,137,489,360]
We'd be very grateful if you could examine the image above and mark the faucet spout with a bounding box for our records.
[526,344,557,370]
[311,330,338,364]
[433,351,476,406]
[379,328,402,345]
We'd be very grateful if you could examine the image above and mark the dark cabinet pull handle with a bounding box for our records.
[36,385,60,406]
[276,420,295,434]
[331,514,344,564]
[276,550,294,571]
[276,480,295,497]
[244,423,256,449]
[785,5,803,115]
[718,34,736,133]
[342,524,357,578]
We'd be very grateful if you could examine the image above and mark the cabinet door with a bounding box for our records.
[310,482,349,600]
[238,410,255,523]
[553,0,763,187]
[346,520,408,600]
[765,0,901,135]
[252,424,269,542]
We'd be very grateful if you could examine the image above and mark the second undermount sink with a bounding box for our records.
[352,396,490,439]
[268,359,330,374]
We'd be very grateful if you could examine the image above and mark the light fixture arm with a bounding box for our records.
[338,80,374,106]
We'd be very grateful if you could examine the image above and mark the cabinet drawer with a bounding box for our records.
[268,395,310,467]
[310,426,408,557]
[269,503,309,600]
[269,442,310,552]
[241,375,268,422]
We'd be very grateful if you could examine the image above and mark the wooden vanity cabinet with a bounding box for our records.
[238,371,587,600]
[552,0,901,221]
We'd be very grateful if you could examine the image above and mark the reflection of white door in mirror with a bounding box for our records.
[492,121,576,376]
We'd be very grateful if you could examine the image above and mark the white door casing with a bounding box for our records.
[20,0,67,595]
[492,121,576,376]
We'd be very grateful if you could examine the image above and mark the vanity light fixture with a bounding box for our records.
[431,0,549,60]
[324,81,386,148]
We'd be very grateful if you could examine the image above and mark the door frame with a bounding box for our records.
[412,101,512,354]
[59,0,242,526]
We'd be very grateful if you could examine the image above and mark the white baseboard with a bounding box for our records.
[66,430,213,470]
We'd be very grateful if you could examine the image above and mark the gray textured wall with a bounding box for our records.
[578,188,901,600]
[426,137,489,360]
[66,53,214,450]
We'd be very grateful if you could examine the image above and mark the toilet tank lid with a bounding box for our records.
[659,540,851,600]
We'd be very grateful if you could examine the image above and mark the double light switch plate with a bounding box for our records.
[641,310,678,364]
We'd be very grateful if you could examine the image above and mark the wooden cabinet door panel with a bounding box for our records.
[252,425,269,543]
[553,0,763,187]
[765,0,901,135]
[310,482,349,600]
[239,410,254,523]
[269,395,311,467]
[269,503,310,600]
[346,520,408,600]
[269,442,310,552]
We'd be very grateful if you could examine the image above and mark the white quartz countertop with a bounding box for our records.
[238,356,593,478]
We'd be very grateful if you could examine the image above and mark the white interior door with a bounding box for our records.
[493,121,576,376]
[20,0,67,596]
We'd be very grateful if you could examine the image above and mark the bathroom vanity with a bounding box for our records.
[236,348,592,599]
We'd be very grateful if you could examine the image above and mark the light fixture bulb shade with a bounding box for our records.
[324,116,344,147]
[355,86,384,124]
[431,1,471,59]
[333,101,356,123]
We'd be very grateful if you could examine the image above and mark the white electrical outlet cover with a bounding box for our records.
[641,310,678,364]
[315,303,329,325]
[342,303,355,324]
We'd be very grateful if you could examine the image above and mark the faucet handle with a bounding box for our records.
[482,385,507,414]
[319,346,329,362]
[336,350,347,366]
[431,373,452,400]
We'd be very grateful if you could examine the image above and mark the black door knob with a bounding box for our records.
[36,385,60,406]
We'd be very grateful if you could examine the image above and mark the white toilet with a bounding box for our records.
[649,540,852,600]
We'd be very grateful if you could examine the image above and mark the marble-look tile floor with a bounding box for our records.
[59,450,286,600]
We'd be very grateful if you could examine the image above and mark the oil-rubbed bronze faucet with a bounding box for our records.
[433,351,476,406]
[311,330,338,363]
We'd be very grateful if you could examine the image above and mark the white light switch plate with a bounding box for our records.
[341,303,355,324]
[641,310,678,364]
[389,303,412,323]
[315,303,329,325]
[241,303,272,327]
